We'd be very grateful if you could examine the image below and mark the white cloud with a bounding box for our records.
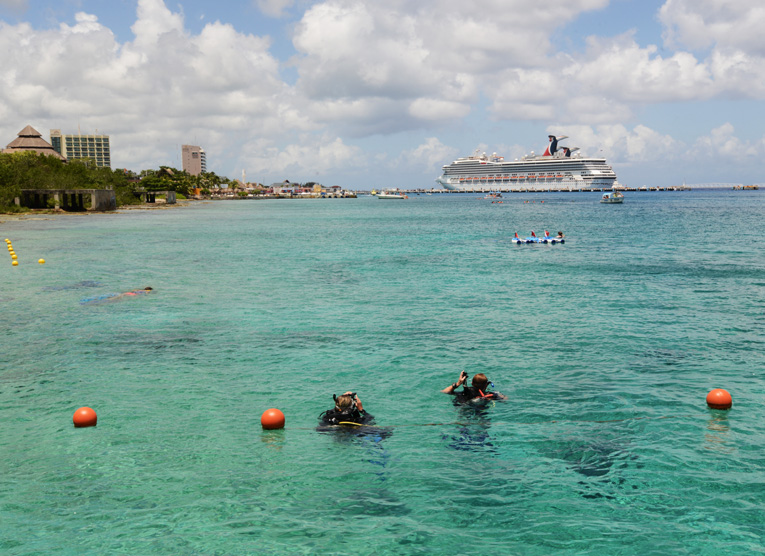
[290,0,608,132]
[484,22,765,125]
[659,0,765,54]
[255,0,294,18]
[655,1,765,99]
[576,33,713,103]
[408,98,470,121]
[486,32,716,124]
[395,137,459,172]
[486,68,562,121]
[560,96,633,125]
[241,134,364,179]
[692,123,765,160]
[706,49,765,98]
[130,0,185,49]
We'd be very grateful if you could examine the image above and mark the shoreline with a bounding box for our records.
[0,193,364,219]
[0,199,195,221]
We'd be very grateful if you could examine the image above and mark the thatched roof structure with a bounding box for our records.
[3,125,66,160]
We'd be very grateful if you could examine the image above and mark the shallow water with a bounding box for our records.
[1,190,764,555]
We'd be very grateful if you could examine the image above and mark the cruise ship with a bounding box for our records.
[436,135,618,191]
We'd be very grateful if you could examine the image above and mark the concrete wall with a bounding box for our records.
[17,189,116,211]
[138,191,176,204]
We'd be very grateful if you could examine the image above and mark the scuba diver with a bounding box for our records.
[317,392,391,476]
[318,392,374,427]
[441,371,504,453]
[441,371,507,403]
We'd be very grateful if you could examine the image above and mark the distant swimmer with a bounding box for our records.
[441,370,506,403]
[80,287,153,305]
[556,231,564,239]
[121,287,153,297]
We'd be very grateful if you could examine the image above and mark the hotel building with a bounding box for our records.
[182,145,206,176]
[50,130,111,168]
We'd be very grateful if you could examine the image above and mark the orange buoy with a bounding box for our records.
[73,406,98,427]
[706,388,732,410]
[261,408,285,430]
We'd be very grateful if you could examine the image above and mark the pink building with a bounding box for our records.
[182,144,206,176]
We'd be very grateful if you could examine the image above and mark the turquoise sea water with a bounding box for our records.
[1,190,764,555]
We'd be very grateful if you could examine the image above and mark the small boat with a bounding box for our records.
[377,189,407,199]
[600,191,624,204]
[512,231,564,245]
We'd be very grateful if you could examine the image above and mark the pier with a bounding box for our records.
[16,189,117,211]
[381,182,757,195]
[372,186,695,195]
[137,190,177,204]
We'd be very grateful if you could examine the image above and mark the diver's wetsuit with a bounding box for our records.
[454,386,500,404]
[318,407,374,426]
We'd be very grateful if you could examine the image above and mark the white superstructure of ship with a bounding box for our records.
[436,135,618,191]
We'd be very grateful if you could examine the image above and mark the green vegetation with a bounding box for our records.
[139,167,232,197]
[0,152,231,212]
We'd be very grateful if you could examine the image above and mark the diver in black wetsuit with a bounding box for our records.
[318,392,374,426]
[441,371,506,403]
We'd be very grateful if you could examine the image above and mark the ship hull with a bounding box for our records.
[436,153,618,191]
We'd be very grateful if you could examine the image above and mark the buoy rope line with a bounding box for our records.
[284,414,700,431]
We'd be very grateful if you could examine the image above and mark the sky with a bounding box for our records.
[1,0,764,188]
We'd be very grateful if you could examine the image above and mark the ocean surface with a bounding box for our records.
[1,190,763,555]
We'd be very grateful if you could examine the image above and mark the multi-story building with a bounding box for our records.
[50,130,111,168]
[182,145,206,176]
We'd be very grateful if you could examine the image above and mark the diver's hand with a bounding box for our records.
[457,370,468,386]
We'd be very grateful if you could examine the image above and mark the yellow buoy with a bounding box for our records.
[11,254,17,260]
[12,260,18,266]
[38,259,46,264]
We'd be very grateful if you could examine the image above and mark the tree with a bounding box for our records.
[0,151,141,212]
